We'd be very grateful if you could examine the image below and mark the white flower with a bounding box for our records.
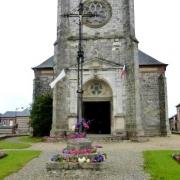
[78,157,86,163]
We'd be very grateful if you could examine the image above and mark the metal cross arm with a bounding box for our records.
[61,13,97,18]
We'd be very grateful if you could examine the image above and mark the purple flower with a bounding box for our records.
[94,144,103,148]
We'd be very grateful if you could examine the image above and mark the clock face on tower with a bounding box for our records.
[83,0,112,28]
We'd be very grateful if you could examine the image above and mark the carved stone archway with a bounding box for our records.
[83,79,113,134]
[83,78,112,101]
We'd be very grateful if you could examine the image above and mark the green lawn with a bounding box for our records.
[0,150,41,180]
[0,141,31,149]
[0,136,43,149]
[144,150,180,180]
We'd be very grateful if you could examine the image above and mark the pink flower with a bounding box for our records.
[83,122,89,129]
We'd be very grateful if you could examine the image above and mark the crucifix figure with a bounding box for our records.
[62,0,98,133]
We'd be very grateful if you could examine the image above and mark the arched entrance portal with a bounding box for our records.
[83,79,112,134]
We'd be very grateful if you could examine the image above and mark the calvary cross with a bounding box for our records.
[61,0,99,133]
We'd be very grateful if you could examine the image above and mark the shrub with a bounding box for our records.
[30,93,52,137]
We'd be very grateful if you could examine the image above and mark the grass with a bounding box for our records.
[0,141,31,149]
[0,136,43,149]
[0,150,41,180]
[19,136,44,143]
[144,150,180,180]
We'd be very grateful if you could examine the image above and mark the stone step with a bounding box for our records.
[46,134,126,143]
[86,134,126,142]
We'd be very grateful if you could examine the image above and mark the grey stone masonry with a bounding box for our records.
[32,0,169,138]
[51,0,144,137]
[33,69,54,98]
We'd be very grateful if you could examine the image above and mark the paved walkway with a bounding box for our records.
[0,134,11,139]
[4,135,180,180]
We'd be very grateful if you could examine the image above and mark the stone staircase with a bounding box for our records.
[46,134,127,143]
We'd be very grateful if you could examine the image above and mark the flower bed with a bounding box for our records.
[51,152,106,163]
[47,119,107,172]
[47,137,107,171]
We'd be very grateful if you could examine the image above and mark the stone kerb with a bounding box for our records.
[67,138,92,150]
[0,151,7,159]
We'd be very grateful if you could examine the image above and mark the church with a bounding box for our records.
[33,0,170,138]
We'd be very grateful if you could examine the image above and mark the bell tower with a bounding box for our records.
[51,0,144,137]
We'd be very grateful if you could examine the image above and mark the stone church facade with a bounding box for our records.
[33,0,170,137]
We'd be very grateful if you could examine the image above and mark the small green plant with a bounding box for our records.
[30,93,53,137]
[0,150,41,179]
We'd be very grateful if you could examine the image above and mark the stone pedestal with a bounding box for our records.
[67,138,92,150]
[46,137,106,174]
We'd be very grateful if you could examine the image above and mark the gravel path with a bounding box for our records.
[5,135,180,180]
[5,148,149,180]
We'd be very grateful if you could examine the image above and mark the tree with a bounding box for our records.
[30,93,53,137]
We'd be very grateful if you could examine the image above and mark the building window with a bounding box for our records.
[10,120,13,126]
[91,82,103,95]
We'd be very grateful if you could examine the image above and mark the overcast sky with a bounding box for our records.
[0,0,179,117]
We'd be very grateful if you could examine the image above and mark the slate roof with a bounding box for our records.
[32,50,167,69]
[1,108,30,118]
[17,108,30,117]
[138,50,167,66]
[32,56,54,69]
[169,114,177,119]
[176,103,180,107]
[2,111,16,118]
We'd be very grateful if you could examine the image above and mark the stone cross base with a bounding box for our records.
[46,137,106,173]
[67,138,92,150]
[46,161,103,171]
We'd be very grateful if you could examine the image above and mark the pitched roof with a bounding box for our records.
[169,114,177,119]
[1,108,30,118]
[138,50,167,66]
[32,56,54,69]
[2,111,16,118]
[17,108,30,117]
[176,103,180,107]
[32,50,167,70]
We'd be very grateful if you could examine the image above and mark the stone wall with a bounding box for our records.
[32,0,169,137]
[32,64,169,137]
[0,127,15,134]
[33,69,54,98]
[139,68,169,136]
[16,117,30,134]
[177,106,180,128]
